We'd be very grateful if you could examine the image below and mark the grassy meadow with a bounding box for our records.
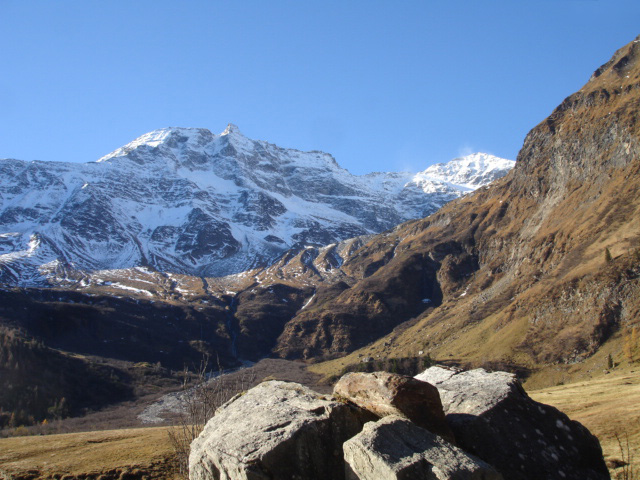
[0,367,638,479]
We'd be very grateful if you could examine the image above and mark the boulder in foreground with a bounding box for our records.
[415,367,609,480]
[343,415,502,480]
[334,371,455,443]
[189,380,370,480]
[190,369,610,480]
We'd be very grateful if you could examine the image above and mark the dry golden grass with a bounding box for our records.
[0,426,178,480]
[529,367,640,478]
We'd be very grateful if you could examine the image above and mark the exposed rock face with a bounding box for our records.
[275,249,446,359]
[333,372,454,443]
[415,367,610,480]
[343,415,502,480]
[188,380,370,480]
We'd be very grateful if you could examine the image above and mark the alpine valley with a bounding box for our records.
[1,35,640,476]
[0,122,514,424]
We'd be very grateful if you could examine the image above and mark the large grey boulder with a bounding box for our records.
[343,415,502,480]
[334,372,455,443]
[415,367,610,480]
[189,380,370,480]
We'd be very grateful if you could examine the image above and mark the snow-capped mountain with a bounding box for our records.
[412,153,515,191]
[0,124,514,284]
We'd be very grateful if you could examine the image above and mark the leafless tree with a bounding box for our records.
[168,356,256,478]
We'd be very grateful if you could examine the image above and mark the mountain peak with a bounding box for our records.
[1,130,514,283]
[96,127,216,163]
[221,123,243,136]
[411,153,515,191]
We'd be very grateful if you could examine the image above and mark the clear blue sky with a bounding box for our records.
[1,1,639,175]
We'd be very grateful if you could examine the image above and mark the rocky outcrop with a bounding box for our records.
[334,371,454,443]
[415,367,610,480]
[190,371,608,480]
[343,415,502,480]
[188,380,371,480]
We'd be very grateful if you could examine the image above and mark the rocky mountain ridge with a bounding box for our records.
[278,35,640,379]
[0,126,512,285]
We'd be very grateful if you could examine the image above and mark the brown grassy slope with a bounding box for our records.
[282,35,640,382]
[0,427,177,480]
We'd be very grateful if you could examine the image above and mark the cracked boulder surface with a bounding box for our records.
[188,380,372,480]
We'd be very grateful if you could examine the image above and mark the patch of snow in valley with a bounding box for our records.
[108,283,154,296]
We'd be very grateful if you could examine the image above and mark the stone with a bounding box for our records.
[343,415,502,480]
[334,371,455,444]
[415,367,610,480]
[189,380,370,480]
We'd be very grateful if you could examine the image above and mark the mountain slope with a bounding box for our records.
[277,35,640,377]
[0,126,512,284]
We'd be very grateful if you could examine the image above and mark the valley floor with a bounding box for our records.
[0,426,178,480]
[0,368,638,479]
[529,367,640,479]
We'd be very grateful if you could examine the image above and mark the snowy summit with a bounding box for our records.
[0,125,514,284]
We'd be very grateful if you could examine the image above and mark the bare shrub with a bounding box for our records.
[168,357,256,478]
[613,432,637,480]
